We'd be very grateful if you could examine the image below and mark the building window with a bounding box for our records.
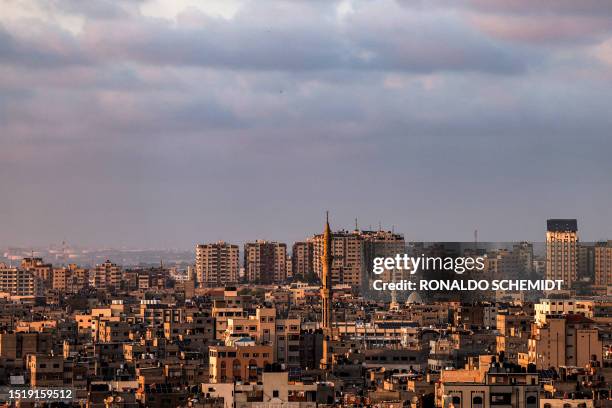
[490,393,511,405]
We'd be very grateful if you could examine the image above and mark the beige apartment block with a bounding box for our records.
[89,260,122,291]
[196,242,239,287]
[0,267,39,296]
[311,228,404,288]
[527,315,602,369]
[244,240,287,284]
[546,219,578,288]
[208,340,273,383]
[594,241,612,286]
[291,241,314,279]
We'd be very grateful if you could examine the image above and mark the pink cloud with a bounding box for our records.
[469,14,612,44]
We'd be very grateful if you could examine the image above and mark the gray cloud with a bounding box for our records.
[399,0,612,45]
[0,24,86,67]
[1,0,612,248]
[0,1,527,74]
[464,0,612,16]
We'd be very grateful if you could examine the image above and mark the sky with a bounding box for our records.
[1,0,612,249]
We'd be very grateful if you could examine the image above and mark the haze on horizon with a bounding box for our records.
[2,0,612,249]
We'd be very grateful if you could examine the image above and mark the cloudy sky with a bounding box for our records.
[2,0,612,249]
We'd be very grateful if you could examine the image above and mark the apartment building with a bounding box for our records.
[310,229,363,287]
[89,260,122,291]
[594,241,612,286]
[274,318,301,369]
[534,298,592,324]
[578,243,595,281]
[21,257,53,286]
[311,228,405,288]
[546,219,578,288]
[291,241,314,280]
[0,267,39,297]
[0,332,53,361]
[137,300,183,327]
[527,315,602,369]
[208,339,273,383]
[496,313,531,364]
[52,264,88,293]
[436,359,539,408]
[27,354,64,387]
[362,229,406,292]
[224,307,276,343]
[195,242,239,287]
[243,240,287,284]
[212,304,248,340]
[98,321,131,343]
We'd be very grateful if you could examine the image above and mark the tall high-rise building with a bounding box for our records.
[487,242,534,280]
[195,242,239,287]
[0,266,40,297]
[243,240,287,284]
[89,260,122,291]
[311,229,363,287]
[361,229,406,291]
[21,257,53,287]
[546,219,578,288]
[578,243,595,281]
[513,242,534,276]
[52,264,88,293]
[291,241,314,280]
[311,227,404,288]
[594,241,612,286]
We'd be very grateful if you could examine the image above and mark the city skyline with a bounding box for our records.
[1,215,611,408]
[3,1,612,406]
[2,1,612,248]
[1,216,611,252]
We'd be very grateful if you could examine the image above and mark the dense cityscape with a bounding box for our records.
[4,0,612,407]
[0,218,611,407]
